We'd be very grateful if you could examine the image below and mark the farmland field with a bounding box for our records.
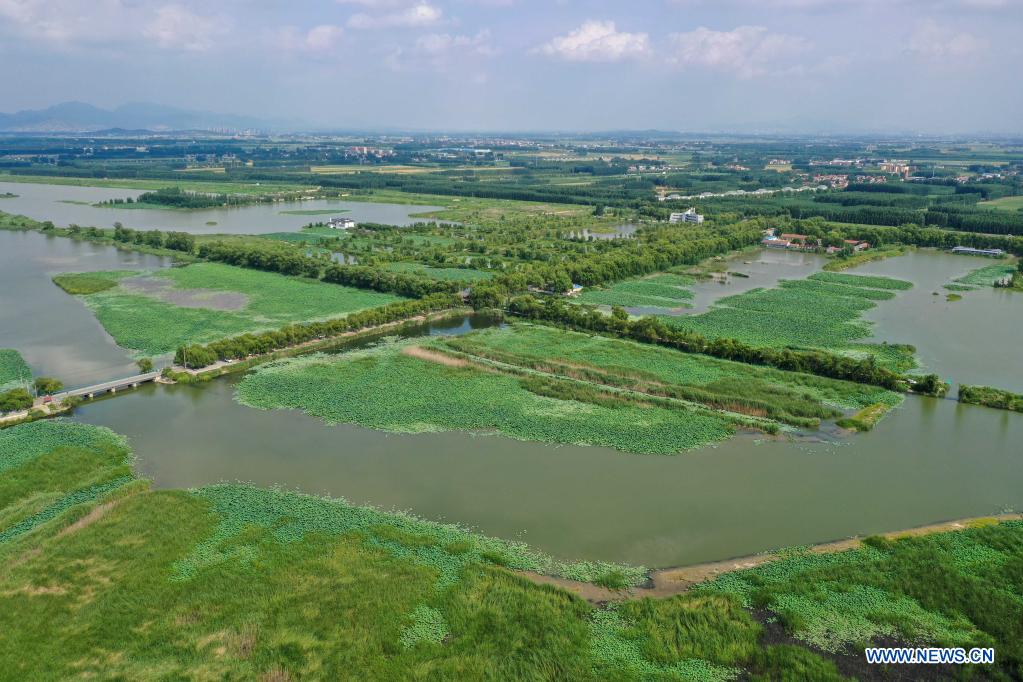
[0,349,31,391]
[664,272,917,370]
[235,339,737,454]
[979,195,1023,212]
[56,263,405,356]
[383,261,494,282]
[577,273,695,310]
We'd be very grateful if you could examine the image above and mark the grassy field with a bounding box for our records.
[698,520,1023,668]
[3,418,1020,679]
[0,349,32,391]
[57,263,404,356]
[979,195,1023,212]
[235,324,903,453]
[664,272,916,371]
[235,339,737,454]
[444,325,901,415]
[577,273,695,310]
[383,261,495,282]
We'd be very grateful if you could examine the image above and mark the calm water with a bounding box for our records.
[678,248,827,315]
[0,181,444,234]
[5,232,1022,568]
[849,251,1023,392]
[0,230,170,388]
[72,381,1023,568]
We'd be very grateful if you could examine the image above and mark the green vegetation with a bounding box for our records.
[59,263,405,356]
[663,273,915,371]
[0,388,33,414]
[958,384,1023,412]
[577,273,695,309]
[383,261,495,282]
[5,397,1023,678]
[835,403,892,431]
[174,294,461,368]
[0,349,31,391]
[699,521,1023,671]
[979,195,1023,213]
[32,377,63,395]
[236,339,737,454]
[446,324,900,415]
[955,263,1016,288]
[51,272,118,295]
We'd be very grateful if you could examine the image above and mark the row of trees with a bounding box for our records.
[112,225,195,252]
[504,295,920,392]
[175,293,461,368]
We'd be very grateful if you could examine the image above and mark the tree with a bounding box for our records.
[0,388,33,413]
[137,358,154,373]
[33,377,63,395]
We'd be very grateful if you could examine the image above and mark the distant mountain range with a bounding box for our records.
[0,102,296,133]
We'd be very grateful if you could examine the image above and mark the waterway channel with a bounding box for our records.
[3,231,1022,569]
[0,181,444,234]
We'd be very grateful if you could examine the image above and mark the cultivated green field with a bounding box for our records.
[0,349,32,391]
[235,339,737,454]
[383,261,495,282]
[56,263,404,356]
[577,273,695,309]
[664,273,916,370]
[979,195,1023,212]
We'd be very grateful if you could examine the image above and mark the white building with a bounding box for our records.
[669,208,704,224]
[328,217,356,230]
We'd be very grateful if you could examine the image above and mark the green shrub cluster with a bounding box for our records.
[958,384,1023,412]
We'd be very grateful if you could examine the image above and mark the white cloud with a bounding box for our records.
[416,30,495,57]
[667,25,809,78]
[0,0,227,51]
[346,2,442,29]
[907,19,988,59]
[277,24,345,54]
[144,4,225,51]
[537,20,651,63]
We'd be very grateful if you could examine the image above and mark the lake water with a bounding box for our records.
[849,251,1023,392]
[0,230,170,388]
[0,181,444,234]
[4,232,1022,568]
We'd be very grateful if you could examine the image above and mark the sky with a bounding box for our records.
[1,0,1021,133]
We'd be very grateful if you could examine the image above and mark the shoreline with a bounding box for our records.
[521,512,1023,603]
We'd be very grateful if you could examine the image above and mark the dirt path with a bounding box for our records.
[520,513,1023,603]
[402,345,469,367]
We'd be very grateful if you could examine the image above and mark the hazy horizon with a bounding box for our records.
[2,0,1022,134]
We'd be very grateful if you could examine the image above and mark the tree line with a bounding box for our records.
[175,293,461,368]
[502,295,943,394]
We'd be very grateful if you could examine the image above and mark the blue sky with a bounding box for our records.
[1,0,1021,132]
